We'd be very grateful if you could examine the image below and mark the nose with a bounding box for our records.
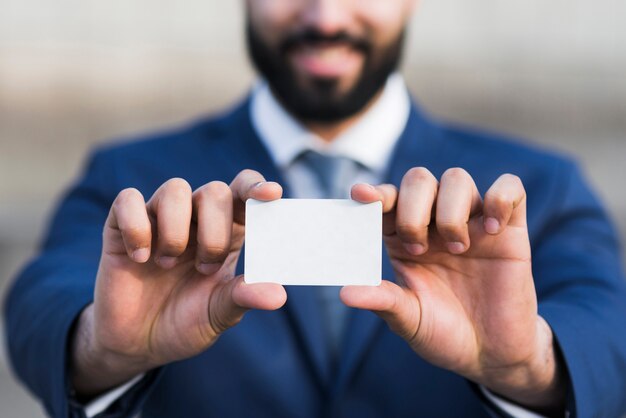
[300,0,353,35]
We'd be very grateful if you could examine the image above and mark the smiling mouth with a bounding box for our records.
[289,42,365,79]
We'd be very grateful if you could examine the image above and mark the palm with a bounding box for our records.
[342,170,563,403]
[72,174,285,396]
[384,216,536,378]
[95,224,245,365]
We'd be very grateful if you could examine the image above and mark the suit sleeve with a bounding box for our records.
[3,149,159,418]
[533,160,626,417]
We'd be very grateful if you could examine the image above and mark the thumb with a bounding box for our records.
[341,280,422,343]
[208,276,287,335]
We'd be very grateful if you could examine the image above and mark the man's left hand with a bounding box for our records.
[344,167,566,414]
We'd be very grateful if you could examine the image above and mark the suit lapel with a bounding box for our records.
[223,102,333,387]
[333,102,447,394]
[332,254,393,394]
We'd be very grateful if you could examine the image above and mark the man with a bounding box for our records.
[5,1,626,417]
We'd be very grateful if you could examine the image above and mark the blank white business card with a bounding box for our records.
[244,199,382,286]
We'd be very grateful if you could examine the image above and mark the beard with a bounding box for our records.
[246,22,405,123]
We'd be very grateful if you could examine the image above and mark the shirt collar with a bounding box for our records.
[250,73,411,175]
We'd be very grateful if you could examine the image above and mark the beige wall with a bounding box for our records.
[1,1,625,415]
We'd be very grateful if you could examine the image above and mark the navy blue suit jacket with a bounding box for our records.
[5,99,626,417]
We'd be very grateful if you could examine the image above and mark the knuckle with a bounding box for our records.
[232,169,265,195]
[241,168,261,178]
[161,235,188,252]
[238,169,262,184]
[436,219,467,236]
[378,184,399,210]
[442,167,470,182]
[380,183,398,195]
[164,178,192,198]
[404,167,436,184]
[206,181,232,201]
[200,245,229,261]
[486,190,512,207]
[198,233,229,256]
[502,173,521,182]
[396,222,428,240]
[194,185,212,203]
[120,225,147,241]
[115,188,142,206]
[208,299,237,335]
[195,181,231,204]
[503,173,525,190]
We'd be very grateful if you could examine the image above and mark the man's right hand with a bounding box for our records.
[70,170,287,397]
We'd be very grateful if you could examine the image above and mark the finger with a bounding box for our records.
[107,188,152,263]
[436,168,482,254]
[208,275,287,334]
[351,183,399,236]
[396,167,438,255]
[350,183,398,213]
[146,178,193,268]
[231,277,287,311]
[341,281,421,343]
[230,169,283,225]
[193,181,233,274]
[483,174,527,234]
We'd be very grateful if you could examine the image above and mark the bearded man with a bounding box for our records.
[6,1,626,417]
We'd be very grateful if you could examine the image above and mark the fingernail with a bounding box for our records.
[132,248,150,263]
[197,262,221,275]
[254,181,265,189]
[484,217,500,234]
[158,256,178,269]
[403,243,426,256]
[447,242,466,254]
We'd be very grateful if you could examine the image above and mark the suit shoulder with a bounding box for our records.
[91,100,247,162]
[438,121,579,174]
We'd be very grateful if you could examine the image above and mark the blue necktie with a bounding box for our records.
[297,150,361,364]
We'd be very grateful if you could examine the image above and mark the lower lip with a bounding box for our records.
[290,45,364,79]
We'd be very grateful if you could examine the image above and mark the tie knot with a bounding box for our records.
[297,150,360,199]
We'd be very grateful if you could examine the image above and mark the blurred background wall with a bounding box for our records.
[1,1,624,415]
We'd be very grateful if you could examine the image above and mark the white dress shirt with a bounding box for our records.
[251,73,410,198]
[84,74,548,418]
